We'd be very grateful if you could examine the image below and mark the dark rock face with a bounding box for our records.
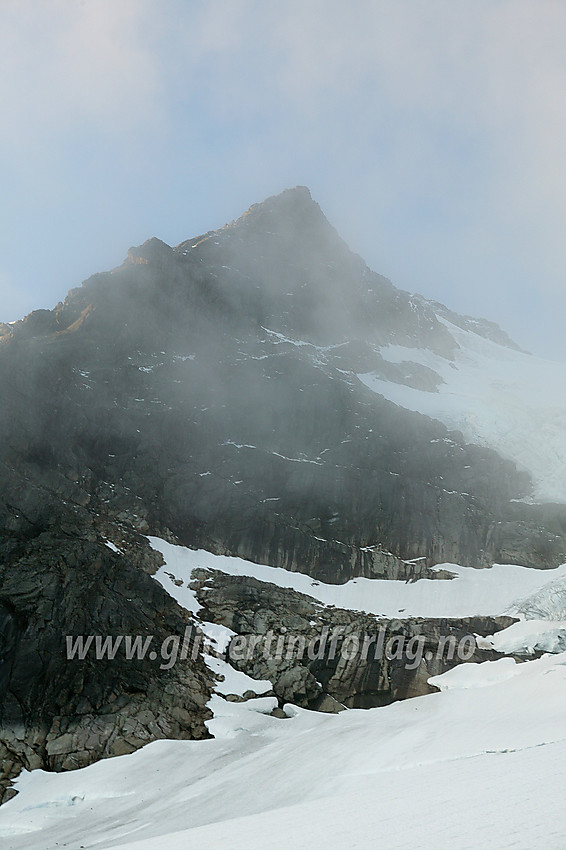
[191,570,515,710]
[1,188,563,582]
[0,527,214,803]
[1,186,565,800]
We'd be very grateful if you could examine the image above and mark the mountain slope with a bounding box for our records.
[1,187,563,580]
[360,316,566,504]
[1,186,566,805]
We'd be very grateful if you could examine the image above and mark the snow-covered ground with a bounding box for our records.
[154,532,566,661]
[2,537,566,848]
[359,317,566,503]
[1,652,565,849]
[479,618,566,655]
[150,536,566,620]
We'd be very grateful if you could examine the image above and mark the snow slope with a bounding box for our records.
[1,538,566,848]
[479,619,566,655]
[1,653,565,849]
[150,536,566,619]
[359,317,566,503]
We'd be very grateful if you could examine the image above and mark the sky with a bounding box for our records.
[1,0,566,358]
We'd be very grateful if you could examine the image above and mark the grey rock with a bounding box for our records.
[195,570,516,711]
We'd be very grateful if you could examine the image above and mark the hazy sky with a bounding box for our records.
[2,0,566,358]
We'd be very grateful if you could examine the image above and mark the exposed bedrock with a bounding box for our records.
[192,570,516,712]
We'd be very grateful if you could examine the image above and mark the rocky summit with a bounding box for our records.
[1,187,566,803]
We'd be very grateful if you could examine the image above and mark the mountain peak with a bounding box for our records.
[243,185,314,214]
[230,186,329,236]
[174,186,349,277]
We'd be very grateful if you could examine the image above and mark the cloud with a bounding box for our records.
[2,0,566,355]
[0,0,162,154]
[0,271,38,323]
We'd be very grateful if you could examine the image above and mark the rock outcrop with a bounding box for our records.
[191,569,515,710]
[0,526,214,803]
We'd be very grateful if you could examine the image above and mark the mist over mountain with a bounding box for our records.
[1,188,566,823]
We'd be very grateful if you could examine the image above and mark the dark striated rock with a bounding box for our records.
[190,569,515,710]
[0,525,214,803]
